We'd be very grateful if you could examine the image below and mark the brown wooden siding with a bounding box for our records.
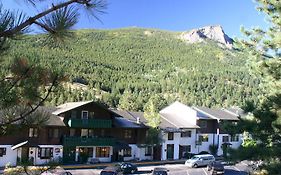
[196,119,218,133]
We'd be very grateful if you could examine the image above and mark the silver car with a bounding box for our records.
[185,154,215,168]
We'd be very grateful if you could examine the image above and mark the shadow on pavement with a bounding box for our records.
[225,169,249,175]
[135,170,153,174]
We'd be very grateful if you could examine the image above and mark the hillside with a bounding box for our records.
[2,27,262,110]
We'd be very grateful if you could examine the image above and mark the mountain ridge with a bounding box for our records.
[179,25,234,49]
[2,27,261,110]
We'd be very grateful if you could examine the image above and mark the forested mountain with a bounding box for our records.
[1,27,262,111]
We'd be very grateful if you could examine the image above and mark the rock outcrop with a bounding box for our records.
[179,25,234,49]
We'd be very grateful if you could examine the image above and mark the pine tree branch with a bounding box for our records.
[3,75,58,125]
[0,0,79,37]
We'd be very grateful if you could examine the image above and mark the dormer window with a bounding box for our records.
[82,111,88,120]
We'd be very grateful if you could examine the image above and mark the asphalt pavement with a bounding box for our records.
[69,163,249,175]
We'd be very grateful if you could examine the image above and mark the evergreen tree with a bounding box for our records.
[233,0,281,173]
[0,0,107,134]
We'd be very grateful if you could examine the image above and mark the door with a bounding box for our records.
[153,145,161,160]
[21,147,29,163]
[166,144,174,159]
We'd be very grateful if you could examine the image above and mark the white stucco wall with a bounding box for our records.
[0,145,17,167]
[161,129,197,160]
[34,145,63,165]
[216,134,243,156]
[123,144,153,161]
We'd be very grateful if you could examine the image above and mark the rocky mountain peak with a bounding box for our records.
[179,25,234,49]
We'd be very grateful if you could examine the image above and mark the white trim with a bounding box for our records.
[11,141,28,150]
[81,110,88,120]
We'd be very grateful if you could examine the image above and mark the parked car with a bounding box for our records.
[207,161,224,175]
[118,162,138,174]
[185,154,215,168]
[151,167,169,175]
[100,166,123,175]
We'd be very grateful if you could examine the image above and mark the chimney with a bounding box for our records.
[137,117,140,124]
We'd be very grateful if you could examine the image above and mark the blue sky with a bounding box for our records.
[2,0,268,38]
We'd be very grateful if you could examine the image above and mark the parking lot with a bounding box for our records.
[68,163,249,175]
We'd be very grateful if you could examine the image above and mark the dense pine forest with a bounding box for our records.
[1,28,262,111]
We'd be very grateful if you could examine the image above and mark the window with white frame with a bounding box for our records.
[96,147,110,157]
[230,134,239,142]
[29,128,38,138]
[81,111,88,120]
[0,148,6,157]
[222,135,229,142]
[38,148,53,159]
[145,146,152,156]
[123,148,132,157]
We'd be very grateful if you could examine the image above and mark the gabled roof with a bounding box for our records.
[160,112,199,129]
[224,107,244,117]
[159,101,200,129]
[111,109,179,129]
[52,101,93,115]
[193,106,239,121]
[113,117,144,128]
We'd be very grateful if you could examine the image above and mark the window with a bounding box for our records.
[29,128,38,138]
[124,130,132,139]
[71,110,77,119]
[199,120,207,128]
[0,148,6,157]
[70,129,76,136]
[48,128,59,138]
[181,131,192,137]
[168,132,174,140]
[82,111,88,120]
[230,135,239,142]
[38,148,53,159]
[96,147,110,157]
[81,129,88,137]
[199,134,209,142]
[222,136,229,142]
[145,146,152,156]
[123,148,132,157]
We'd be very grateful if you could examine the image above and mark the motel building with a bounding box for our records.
[0,101,243,167]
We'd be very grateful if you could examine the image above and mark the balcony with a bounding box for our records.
[63,136,115,146]
[68,118,112,128]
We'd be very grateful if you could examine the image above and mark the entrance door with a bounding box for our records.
[21,147,29,163]
[166,144,174,159]
[153,145,161,160]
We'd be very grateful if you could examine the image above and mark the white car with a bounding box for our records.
[185,154,215,168]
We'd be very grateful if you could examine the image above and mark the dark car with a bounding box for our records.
[100,166,123,175]
[207,161,224,175]
[151,167,169,175]
[118,162,138,174]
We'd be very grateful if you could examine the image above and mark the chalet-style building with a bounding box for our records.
[119,101,243,161]
[0,100,243,167]
[0,101,149,167]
